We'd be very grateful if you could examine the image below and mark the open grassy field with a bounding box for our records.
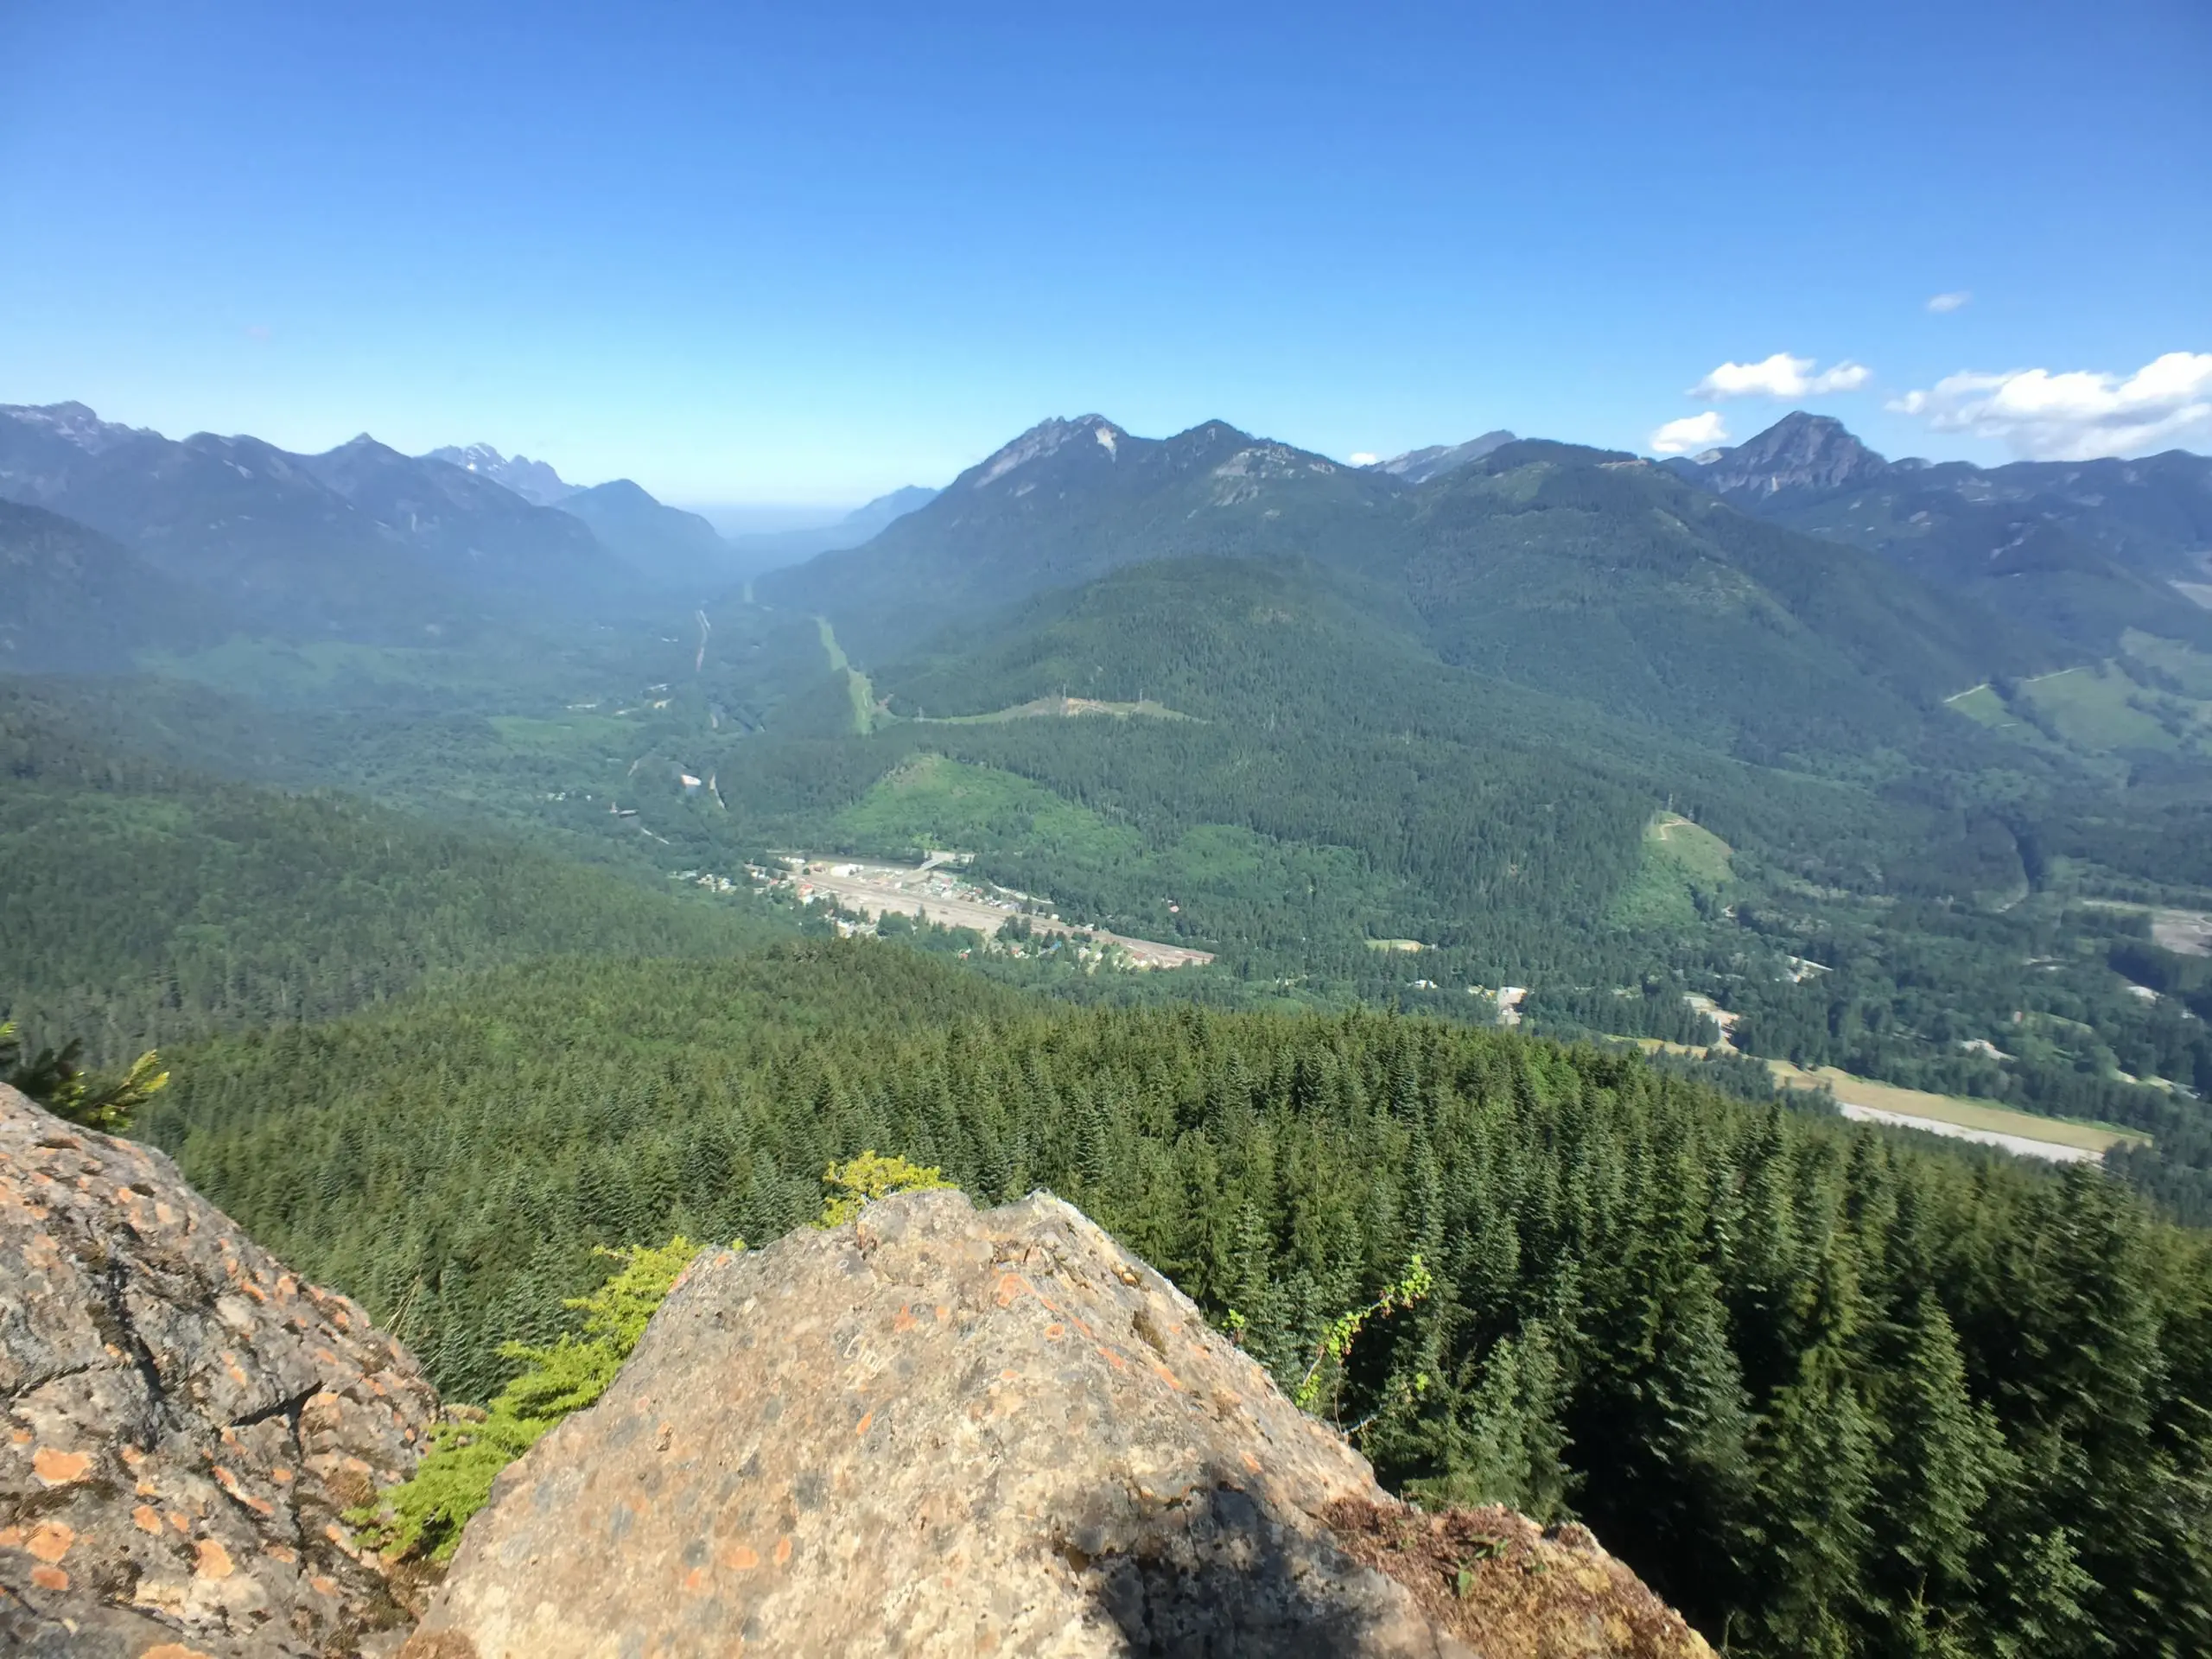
[1764,1060,2150,1153]
[2014,664,2180,752]
[918,695,1191,724]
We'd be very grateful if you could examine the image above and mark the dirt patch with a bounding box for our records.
[2152,907,2212,957]
[1323,1498,1713,1657]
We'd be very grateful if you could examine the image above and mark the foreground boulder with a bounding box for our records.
[0,1084,438,1657]
[406,1189,1708,1657]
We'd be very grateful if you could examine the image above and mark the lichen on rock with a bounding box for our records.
[0,1084,438,1657]
[402,1187,1711,1657]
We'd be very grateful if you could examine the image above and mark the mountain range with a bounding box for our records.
[0,403,628,642]
[8,394,2205,765]
[1666,411,2212,653]
[764,413,2071,761]
[0,405,911,660]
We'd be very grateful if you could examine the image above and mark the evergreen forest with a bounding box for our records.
[140,944,2212,1659]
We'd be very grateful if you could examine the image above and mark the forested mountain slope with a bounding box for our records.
[1670,412,2212,654]
[148,942,2212,1658]
[767,414,2056,765]
[0,499,213,671]
[1402,442,2058,757]
[0,682,789,1056]
[555,477,734,590]
[759,415,1416,659]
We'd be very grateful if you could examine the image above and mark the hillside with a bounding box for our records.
[1404,441,2059,757]
[759,415,1414,660]
[557,476,735,590]
[0,498,213,671]
[1671,412,2212,654]
[0,680,791,1055]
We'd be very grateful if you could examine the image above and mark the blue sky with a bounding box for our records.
[3,0,2205,506]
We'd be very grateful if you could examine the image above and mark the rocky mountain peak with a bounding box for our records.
[422,444,578,506]
[0,1084,438,1656]
[1371,431,1518,485]
[966,415,1128,488]
[403,1187,1710,1658]
[1692,410,1891,498]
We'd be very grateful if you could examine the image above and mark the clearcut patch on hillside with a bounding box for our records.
[834,754,1143,864]
[1608,812,1732,931]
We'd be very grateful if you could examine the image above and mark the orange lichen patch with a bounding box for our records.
[222,1357,251,1389]
[773,1535,793,1568]
[264,1542,299,1564]
[119,1444,146,1467]
[16,1451,77,1495]
[30,1563,67,1592]
[718,1544,760,1571]
[168,1511,193,1533]
[683,1567,709,1594]
[270,1466,295,1484]
[143,1645,220,1659]
[1095,1346,1128,1371]
[212,1465,275,1516]
[1241,1452,1263,1475]
[154,1201,177,1226]
[309,1574,340,1598]
[194,1538,235,1580]
[855,1411,874,1438]
[134,1505,166,1535]
[27,1522,76,1562]
[10,1427,31,1445]
[1150,1363,1185,1391]
[1045,1323,1065,1339]
[893,1306,918,1334]
[0,1526,20,1549]
[934,1304,950,1322]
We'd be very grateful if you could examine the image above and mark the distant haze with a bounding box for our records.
[681,502,879,537]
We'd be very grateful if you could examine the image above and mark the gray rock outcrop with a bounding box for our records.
[404,1188,1709,1657]
[0,1084,438,1657]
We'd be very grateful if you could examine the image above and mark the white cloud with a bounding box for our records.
[1688,353,1872,400]
[1889,351,2212,461]
[1650,411,1730,454]
[1926,291,1972,314]
[1348,451,1379,466]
